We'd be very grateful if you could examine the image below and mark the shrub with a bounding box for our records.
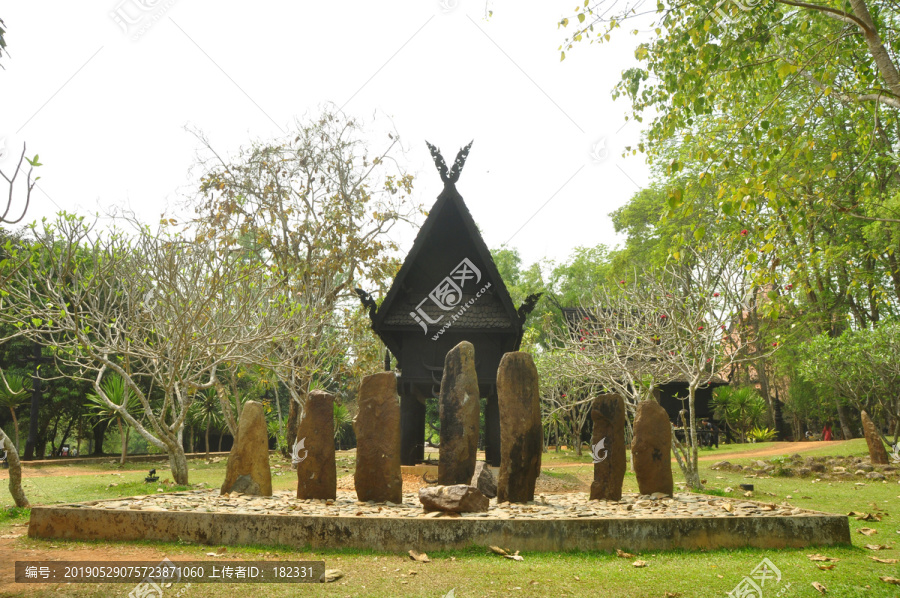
[747,426,777,442]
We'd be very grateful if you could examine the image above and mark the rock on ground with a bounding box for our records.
[471,461,497,498]
[418,484,489,512]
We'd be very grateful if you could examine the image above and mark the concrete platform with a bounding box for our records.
[27,491,850,553]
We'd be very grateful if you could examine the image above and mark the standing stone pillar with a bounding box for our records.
[590,393,626,501]
[221,400,272,496]
[295,390,337,500]
[861,411,889,465]
[496,352,542,503]
[354,372,402,503]
[439,341,480,486]
[632,400,674,496]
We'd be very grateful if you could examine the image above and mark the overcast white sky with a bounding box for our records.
[1,1,653,268]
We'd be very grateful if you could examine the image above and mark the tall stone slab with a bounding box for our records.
[590,393,626,501]
[496,352,542,503]
[861,411,889,465]
[632,400,673,496]
[354,372,402,503]
[295,390,337,500]
[221,400,272,496]
[439,341,481,486]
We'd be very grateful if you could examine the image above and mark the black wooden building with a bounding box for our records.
[357,143,538,466]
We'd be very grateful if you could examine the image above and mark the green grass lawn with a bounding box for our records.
[2,443,899,597]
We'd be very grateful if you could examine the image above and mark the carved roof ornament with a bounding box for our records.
[425,140,473,185]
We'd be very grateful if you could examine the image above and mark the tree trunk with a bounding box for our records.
[23,373,41,461]
[572,413,583,456]
[8,407,19,452]
[688,384,703,491]
[274,382,284,443]
[205,421,210,458]
[285,396,300,457]
[57,417,75,458]
[0,426,29,507]
[756,358,777,428]
[218,432,224,453]
[835,398,854,439]
[167,443,189,485]
[91,419,106,456]
[118,419,127,466]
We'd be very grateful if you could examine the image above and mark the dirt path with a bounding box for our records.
[0,527,180,595]
[545,440,854,468]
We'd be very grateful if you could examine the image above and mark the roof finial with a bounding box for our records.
[425,140,474,184]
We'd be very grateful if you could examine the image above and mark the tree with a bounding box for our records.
[1,144,40,225]
[85,374,140,465]
[188,106,418,450]
[713,386,766,443]
[0,214,297,484]
[547,243,774,489]
[333,401,354,450]
[0,370,28,507]
[188,388,223,459]
[799,323,900,447]
[558,0,900,320]
[0,372,29,451]
[0,424,27,507]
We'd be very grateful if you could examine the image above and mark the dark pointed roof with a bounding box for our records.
[373,182,519,335]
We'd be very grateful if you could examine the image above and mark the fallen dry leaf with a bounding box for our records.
[880,576,900,585]
[504,554,524,562]
[812,581,827,594]
[859,528,878,536]
[722,502,734,513]
[817,564,836,570]
[632,560,648,568]
[865,544,892,550]
[408,550,430,563]
[664,593,681,598]
[870,557,900,564]
[807,554,840,562]
[216,546,227,554]
[616,549,636,559]
[205,553,222,558]
[489,546,509,556]
[856,513,881,522]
